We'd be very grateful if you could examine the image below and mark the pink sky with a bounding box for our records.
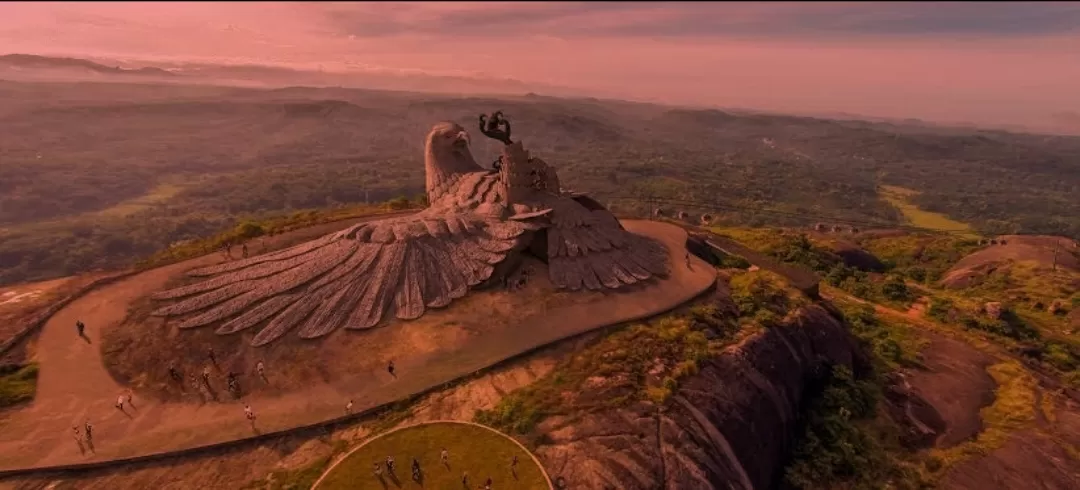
[2,2,1079,130]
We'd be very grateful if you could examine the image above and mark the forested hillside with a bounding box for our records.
[2,79,1078,285]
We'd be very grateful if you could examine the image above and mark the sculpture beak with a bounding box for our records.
[455,131,470,146]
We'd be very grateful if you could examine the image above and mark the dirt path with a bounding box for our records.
[0,219,714,471]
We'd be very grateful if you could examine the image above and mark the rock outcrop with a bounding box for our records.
[537,305,868,490]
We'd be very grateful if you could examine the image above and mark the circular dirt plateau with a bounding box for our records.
[101,220,710,405]
[314,421,551,490]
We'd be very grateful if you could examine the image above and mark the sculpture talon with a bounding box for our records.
[479,111,513,145]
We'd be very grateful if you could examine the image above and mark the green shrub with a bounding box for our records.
[0,363,39,408]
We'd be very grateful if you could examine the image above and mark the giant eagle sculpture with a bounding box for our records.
[151,112,670,346]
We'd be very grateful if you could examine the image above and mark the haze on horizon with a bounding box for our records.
[2,1,1079,133]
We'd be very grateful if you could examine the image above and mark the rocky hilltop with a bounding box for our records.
[535,294,868,489]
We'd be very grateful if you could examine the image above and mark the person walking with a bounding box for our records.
[75,320,86,337]
[84,420,93,443]
[387,360,396,378]
[440,447,449,466]
[345,399,354,415]
[256,360,266,382]
[386,455,396,474]
[207,347,217,366]
[168,364,182,382]
[511,455,518,470]
[373,462,383,478]
[115,394,125,411]
[72,426,85,454]
[244,404,256,425]
[242,244,249,258]
[485,476,493,490]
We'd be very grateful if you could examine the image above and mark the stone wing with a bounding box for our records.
[540,196,670,291]
[150,210,535,346]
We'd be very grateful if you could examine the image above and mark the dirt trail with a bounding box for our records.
[0,219,714,471]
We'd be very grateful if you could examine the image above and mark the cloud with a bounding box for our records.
[312,2,1080,40]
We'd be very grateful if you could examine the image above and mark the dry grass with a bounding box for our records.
[315,422,547,490]
[879,185,976,236]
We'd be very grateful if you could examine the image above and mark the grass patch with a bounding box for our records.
[879,185,976,236]
[0,363,39,408]
[94,182,186,219]
[832,298,927,371]
[474,292,749,439]
[315,422,547,490]
[929,360,1037,470]
[242,439,349,490]
[858,233,981,284]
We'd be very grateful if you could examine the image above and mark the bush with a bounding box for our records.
[0,363,39,408]
[784,365,889,489]
[881,276,913,302]
[731,271,789,318]
[387,195,411,210]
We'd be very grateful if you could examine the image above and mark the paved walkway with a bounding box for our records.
[0,220,715,471]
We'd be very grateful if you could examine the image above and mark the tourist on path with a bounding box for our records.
[441,447,449,466]
[387,360,396,378]
[84,421,93,442]
[75,320,86,337]
[485,476,493,490]
[256,361,266,382]
[386,455,395,474]
[462,472,468,486]
[345,399,354,415]
[242,244,249,258]
[168,364,182,382]
[244,404,256,425]
[373,462,383,478]
[511,455,518,469]
[115,394,125,411]
[125,390,135,409]
[207,347,217,366]
[411,458,421,482]
[72,426,85,455]
[685,252,692,269]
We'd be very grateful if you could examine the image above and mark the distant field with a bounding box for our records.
[879,185,977,236]
[93,182,185,218]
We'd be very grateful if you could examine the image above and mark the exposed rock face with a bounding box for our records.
[829,241,885,272]
[537,305,868,490]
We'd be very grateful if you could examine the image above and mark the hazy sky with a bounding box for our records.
[2,2,1079,129]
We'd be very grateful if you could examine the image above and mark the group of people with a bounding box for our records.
[71,420,94,455]
[219,241,251,260]
[374,448,518,489]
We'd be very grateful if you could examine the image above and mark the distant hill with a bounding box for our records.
[0,54,176,78]
[0,79,1078,286]
[0,53,582,99]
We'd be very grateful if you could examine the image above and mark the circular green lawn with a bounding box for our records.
[315,421,551,490]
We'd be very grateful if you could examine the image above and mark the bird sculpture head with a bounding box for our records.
[424,121,482,203]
